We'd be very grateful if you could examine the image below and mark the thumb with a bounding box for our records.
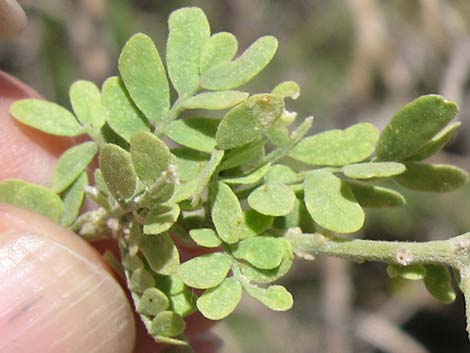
[0,0,28,40]
[0,205,136,353]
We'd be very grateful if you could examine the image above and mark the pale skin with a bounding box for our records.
[0,2,218,352]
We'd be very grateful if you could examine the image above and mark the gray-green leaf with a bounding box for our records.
[136,288,170,316]
[342,162,406,179]
[51,141,98,193]
[216,94,284,150]
[304,170,365,233]
[200,32,238,73]
[197,278,242,320]
[167,118,220,153]
[189,228,222,248]
[201,36,278,90]
[101,77,150,142]
[178,253,232,289]
[248,182,296,217]
[394,163,468,192]
[232,236,285,270]
[99,144,137,200]
[167,7,210,95]
[69,80,107,129]
[11,99,82,136]
[141,233,180,275]
[211,182,243,244]
[61,172,88,226]
[130,131,173,185]
[376,95,458,161]
[119,33,170,122]
[289,123,378,166]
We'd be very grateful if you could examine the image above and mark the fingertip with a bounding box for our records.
[0,0,28,41]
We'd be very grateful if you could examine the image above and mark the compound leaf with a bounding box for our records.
[178,253,232,289]
[11,99,82,136]
[197,278,242,320]
[376,95,458,161]
[304,170,365,233]
[51,141,98,193]
[201,36,278,90]
[119,33,170,122]
[167,7,210,95]
[216,94,284,150]
[289,123,378,166]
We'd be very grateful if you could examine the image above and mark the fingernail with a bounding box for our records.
[0,233,135,353]
[0,0,28,40]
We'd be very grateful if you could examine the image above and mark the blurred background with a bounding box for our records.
[1,1,470,352]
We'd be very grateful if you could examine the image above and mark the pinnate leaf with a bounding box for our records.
[11,99,82,136]
[376,95,458,161]
[394,163,468,192]
[248,182,295,217]
[232,236,285,270]
[130,131,173,185]
[342,162,406,179]
[216,94,284,150]
[180,91,249,111]
[201,36,278,90]
[99,144,137,200]
[244,283,293,311]
[119,33,170,122]
[167,7,210,95]
[200,32,238,73]
[69,80,106,129]
[304,170,365,233]
[197,278,242,320]
[289,123,378,166]
[178,253,232,289]
[211,182,243,244]
[101,77,150,142]
[51,141,98,193]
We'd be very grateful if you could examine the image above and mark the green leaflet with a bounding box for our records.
[167,118,220,153]
[289,122,379,166]
[136,288,170,316]
[130,268,155,293]
[167,7,210,95]
[170,290,196,317]
[140,233,180,276]
[376,95,458,161]
[346,182,406,208]
[178,253,232,289]
[201,36,278,90]
[247,182,296,217]
[219,140,265,170]
[180,91,249,111]
[0,179,63,222]
[200,32,238,73]
[271,81,300,99]
[232,236,285,270]
[406,122,461,161]
[211,182,244,244]
[239,209,273,239]
[99,144,137,200]
[197,278,242,320]
[130,131,173,185]
[51,141,98,193]
[173,148,210,182]
[189,228,222,248]
[223,163,271,185]
[69,80,107,129]
[304,170,365,233]
[240,239,294,284]
[423,265,456,304]
[123,254,144,272]
[192,149,224,206]
[154,274,185,296]
[265,165,298,184]
[101,77,150,142]
[150,311,186,338]
[272,197,316,232]
[119,33,170,122]
[387,264,427,281]
[61,172,88,227]
[11,99,82,136]
[342,162,406,179]
[143,204,180,235]
[394,163,468,192]
[216,94,285,150]
[172,179,198,203]
[244,283,293,311]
